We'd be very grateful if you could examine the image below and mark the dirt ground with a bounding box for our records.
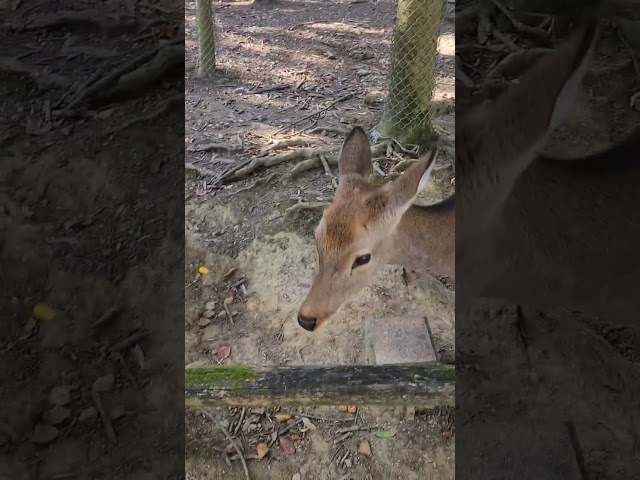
[184,0,455,478]
[186,405,454,480]
[1,3,184,480]
[456,3,640,479]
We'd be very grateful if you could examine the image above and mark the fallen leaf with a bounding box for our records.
[279,437,296,455]
[338,405,348,412]
[289,432,301,441]
[223,296,234,306]
[198,266,209,275]
[256,442,269,459]
[357,439,372,457]
[292,474,301,480]
[275,413,292,422]
[78,407,97,423]
[92,374,115,393]
[31,424,59,444]
[33,302,55,321]
[43,406,71,425]
[198,317,211,327]
[216,345,231,361]
[205,301,217,311]
[374,430,396,439]
[347,405,357,414]
[301,417,317,431]
[48,386,72,406]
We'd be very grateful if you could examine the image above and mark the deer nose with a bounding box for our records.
[297,313,317,331]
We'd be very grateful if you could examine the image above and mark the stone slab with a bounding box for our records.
[364,316,436,365]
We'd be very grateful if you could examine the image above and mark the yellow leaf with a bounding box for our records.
[275,413,292,422]
[198,266,209,275]
[301,417,316,431]
[33,303,55,321]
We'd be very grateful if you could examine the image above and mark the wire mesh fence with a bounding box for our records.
[195,0,216,76]
[377,0,446,145]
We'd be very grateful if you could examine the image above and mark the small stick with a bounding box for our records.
[230,278,247,289]
[223,303,235,327]
[233,407,246,436]
[91,389,117,444]
[272,93,355,135]
[285,201,330,216]
[110,330,149,353]
[186,163,217,177]
[220,424,251,480]
[90,305,121,330]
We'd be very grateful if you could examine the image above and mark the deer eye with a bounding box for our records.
[352,254,371,269]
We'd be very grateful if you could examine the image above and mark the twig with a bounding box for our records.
[307,126,349,136]
[91,388,117,444]
[491,0,549,40]
[220,424,251,480]
[0,57,71,89]
[90,305,121,331]
[223,302,235,327]
[186,163,218,177]
[233,407,246,436]
[272,93,355,135]
[110,329,149,353]
[285,201,330,216]
[188,142,240,154]
[24,11,138,34]
[259,137,319,156]
[228,173,276,196]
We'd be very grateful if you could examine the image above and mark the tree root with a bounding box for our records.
[258,137,320,156]
[23,11,139,35]
[285,201,331,216]
[0,56,71,90]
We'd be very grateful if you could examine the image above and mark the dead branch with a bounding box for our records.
[272,93,355,135]
[186,163,218,177]
[188,142,240,154]
[491,0,549,40]
[101,44,183,100]
[285,201,331,216]
[307,125,349,136]
[24,11,138,34]
[100,93,182,136]
[0,57,71,89]
[259,137,319,156]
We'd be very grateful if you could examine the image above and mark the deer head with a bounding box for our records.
[297,127,437,331]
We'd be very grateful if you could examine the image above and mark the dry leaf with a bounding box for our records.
[256,442,269,459]
[289,432,301,441]
[216,345,231,362]
[48,386,72,406]
[31,424,59,445]
[338,405,348,412]
[92,374,115,393]
[198,317,211,327]
[347,405,357,414]
[357,439,372,457]
[275,413,292,422]
[301,417,317,431]
[198,266,209,275]
[33,302,55,321]
[279,437,296,455]
[205,301,216,310]
[223,296,234,306]
[292,474,301,480]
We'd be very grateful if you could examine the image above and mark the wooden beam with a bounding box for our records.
[185,363,455,407]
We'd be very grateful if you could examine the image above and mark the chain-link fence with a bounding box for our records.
[378,0,446,145]
[195,0,216,76]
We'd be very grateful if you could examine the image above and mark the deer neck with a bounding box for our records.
[385,198,455,278]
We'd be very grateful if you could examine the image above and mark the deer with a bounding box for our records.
[298,17,640,332]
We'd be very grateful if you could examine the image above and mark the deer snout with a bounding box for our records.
[297,313,317,331]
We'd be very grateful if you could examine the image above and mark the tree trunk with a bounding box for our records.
[196,0,216,76]
[379,0,444,145]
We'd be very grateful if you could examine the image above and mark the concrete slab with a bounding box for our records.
[364,316,436,365]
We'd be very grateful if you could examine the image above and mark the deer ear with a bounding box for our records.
[338,127,372,178]
[473,19,598,172]
[386,148,437,215]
